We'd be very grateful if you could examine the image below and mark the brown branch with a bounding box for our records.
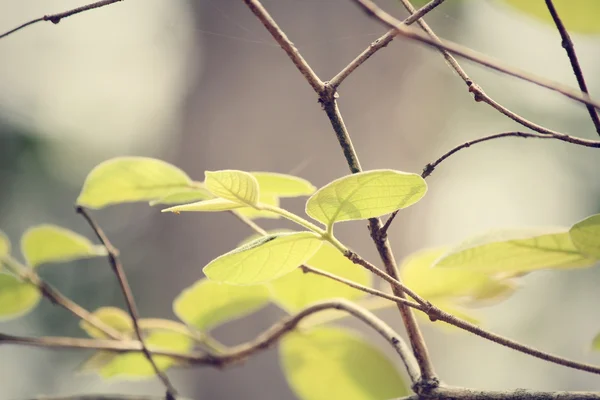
[545,0,600,136]
[0,0,124,40]
[394,386,600,400]
[76,207,177,398]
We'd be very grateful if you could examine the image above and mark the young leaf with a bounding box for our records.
[0,273,41,320]
[77,352,118,374]
[80,307,134,339]
[0,230,10,257]
[204,232,323,285]
[236,193,281,220]
[149,187,213,206]
[20,224,106,268]
[569,214,600,258]
[592,333,600,351]
[306,170,426,227]
[269,243,370,312]
[162,198,246,213]
[204,170,260,206]
[280,327,409,400]
[251,172,316,197]
[173,279,270,331]
[434,228,597,274]
[77,157,193,209]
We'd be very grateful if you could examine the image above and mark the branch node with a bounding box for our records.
[412,376,440,396]
[468,83,485,102]
[421,163,434,178]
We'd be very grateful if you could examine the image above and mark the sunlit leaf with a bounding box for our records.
[0,230,10,258]
[162,198,246,213]
[20,224,106,268]
[149,188,213,206]
[236,193,281,219]
[306,170,426,227]
[569,214,600,258]
[204,232,323,285]
[77,157,193,208]
[100,330,193,379]
[77,352,118,374]
[270,243,370,312]
[80,307,133,339]
[592,332,600,351]
[502,0,600,34]
[434,228,597,274]
[252,172,316,197]
[280,327,409,400]
[0,273,41,320]
[204,170,259,206]
[174,278,270,331]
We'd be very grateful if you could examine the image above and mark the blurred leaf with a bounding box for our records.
[163,198,246,213]
[236,193,281,219]
[20,224,106,268]
[77,157,193,209]
[434,228,596,274]
[80,307,133,339]
[77,351,118,374]
[306,170,426,227]
[204,232,323,285]
[205,170,259,206]
[502,0,600,34]
[280,327,409,400]
[569,214,600,258]
[0,230,10,257]
[251,172,316,197]
[149,187,213,206]
[270,243,370,312]
[174,278,270,331]
[592,332,600,351]
[100,331,193,379]
[0,273,41,320]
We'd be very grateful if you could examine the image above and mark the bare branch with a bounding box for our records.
[394,386,600,400]
[0,0,124,40]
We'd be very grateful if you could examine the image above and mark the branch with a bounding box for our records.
[394,386,600,400]
[76,207,177,398]
[0,0,124,40]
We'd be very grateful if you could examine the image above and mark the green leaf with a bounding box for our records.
[236,193,281,220]
[77,157,193,209]
[0,273,41,320]
[270,243,370,312]
[204,232,323,285]
[306,170,426,227]
[204,170,259,206]
[592,332,600,351]
[77,352,118,374]
[100,330,193,379]
[174,278,270,331]
[569,214,600,258]
[502,0,600,34]
[80,307,133,339]
[280,327,409,400]
[0,230,10,257]
[251,172,316,197]
[435,228,597,274]
[149,187,213,206]
[20,224,106,268]
[162,198,246,213]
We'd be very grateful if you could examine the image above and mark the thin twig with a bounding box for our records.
[394,386,600,400]
[0,0,124,40]
[328,0,447,88]
[545,0,600,136]
[76,207,177,398]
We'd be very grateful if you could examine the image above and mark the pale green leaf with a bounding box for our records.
[0,273,41,320]
[280,327,409,400]
[251,172,316,197]
[306,170,426,227]
[204,170,259,206]
[77,157,193,208]
[592,333,600,351]
[236,193,281,219]
[502,0,600,34]
[21,224,106,268]
[149,187,213,206]
[77,352,118,374]
[270,243,370,312]
[162,198,246,213]
[80,307,133,339]
[174,278,270,331]
[204,232,323,285]
[569,214,600,258]
[435,228,597,274]
[0,230,10,257]
[100,330,193,379]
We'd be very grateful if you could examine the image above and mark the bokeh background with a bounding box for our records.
[1,0,600,399]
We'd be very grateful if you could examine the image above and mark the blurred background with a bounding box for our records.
[1,0,600,398]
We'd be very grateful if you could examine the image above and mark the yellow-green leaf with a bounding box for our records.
[80,307,133,339]
[0,230,10,258]
[204,170,259,206]
[270,243,370,312]
[20,224,106,268]
[77,352,118,374]
[280,327,409,400]
[252,172,316,197]
[174,278,270,331]
[204,232,323,285]
[162,198,246,213]
[502,0,600,34]
[77,157,193,209]
[435,228,597,274]
[0,273,41,320]
[592,332,600,351]
[306,170,426,227]
[569,214,600,258]
[149,188,213,206]
[100,330,193,379]
[236,193,281,220]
